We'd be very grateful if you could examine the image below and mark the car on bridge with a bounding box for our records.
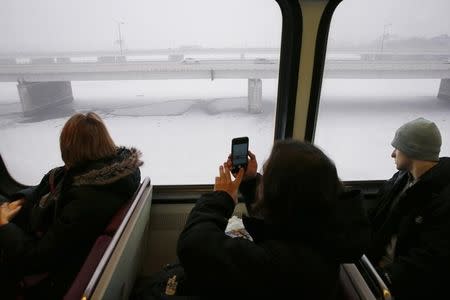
[56,57,71,64]
[254,58,276,64]
[98,56,117,63]
[31,58,55,64]
[182,57,200,64]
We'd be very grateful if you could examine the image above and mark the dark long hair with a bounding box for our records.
[256,140,343,229]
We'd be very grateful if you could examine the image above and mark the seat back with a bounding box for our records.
[104,200,133,236]
[337,255,392,300]
[338,265,362,300]
[63,235,112,300]
[18,183,142,300]
[82,177,152,300]
[356,255,392,300]
[338,263,377,300]
[63,178,150,300]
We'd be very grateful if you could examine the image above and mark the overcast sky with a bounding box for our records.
[0,0,448,52]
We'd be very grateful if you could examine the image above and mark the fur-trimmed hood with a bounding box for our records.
[72,147,143,186]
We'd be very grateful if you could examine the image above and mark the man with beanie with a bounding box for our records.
[368,118,450,300]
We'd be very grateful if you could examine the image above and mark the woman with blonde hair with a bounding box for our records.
[0,112,143,299]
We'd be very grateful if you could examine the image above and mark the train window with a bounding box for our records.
[314,0,450,180]
[0,0,281,185]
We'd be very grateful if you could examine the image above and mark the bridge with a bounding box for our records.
[0,48,449,115]
[1,47,449,59]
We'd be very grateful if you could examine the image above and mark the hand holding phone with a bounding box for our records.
[231,137,249,174]
[227,150,258,180]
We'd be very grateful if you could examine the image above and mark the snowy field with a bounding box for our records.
[0,78,449,185]
[0,79,277,185]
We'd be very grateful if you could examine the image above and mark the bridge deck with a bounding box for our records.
[0,60,449,82]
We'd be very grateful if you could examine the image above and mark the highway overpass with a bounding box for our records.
[1,59,450,82]
[0,51,449,115]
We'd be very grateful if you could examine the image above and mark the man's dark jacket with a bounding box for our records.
[368,157,450,300]
[0,147,142,299]
[177,175,369,298]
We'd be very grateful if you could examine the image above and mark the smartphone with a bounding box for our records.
[231,137,249,174]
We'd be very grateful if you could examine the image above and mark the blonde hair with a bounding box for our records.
[60,112,117,168]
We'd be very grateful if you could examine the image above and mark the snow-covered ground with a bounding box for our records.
[0,78,449,185]
[0,79,277,185]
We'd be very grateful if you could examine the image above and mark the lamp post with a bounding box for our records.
[115,20,125,56]
[380,23,392,53]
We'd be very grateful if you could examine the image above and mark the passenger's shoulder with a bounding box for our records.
[61,185,127,221]
[377,171,405,193]
[426,184,450,216]
[64,184,125,205]
[434,184,450,205]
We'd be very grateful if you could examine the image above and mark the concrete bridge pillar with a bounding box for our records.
[438,78,450,100]
[248,78,262,113]
[17,81,74,116]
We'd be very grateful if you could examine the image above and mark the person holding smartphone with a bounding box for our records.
[176,139,369,297]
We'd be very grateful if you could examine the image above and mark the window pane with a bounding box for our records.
[315,0,450,180]
[0,0,281,185]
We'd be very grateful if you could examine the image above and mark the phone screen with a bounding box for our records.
[232,143,248,166]
[231,137,249,173]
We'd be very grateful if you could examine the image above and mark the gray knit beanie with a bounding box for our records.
[391,118,441,161]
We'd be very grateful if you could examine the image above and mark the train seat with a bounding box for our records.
[338,263,376,300]
[16,193,139,300]
[63,178,151,300]
[80,177,152,300]
[104,199,133,236]
[64,235,112,300]
[337,256,392,300]
[338,264,362,300]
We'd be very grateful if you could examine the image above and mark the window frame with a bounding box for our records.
[153,0,302,201]
[305,0,387,189]
[0,0,302,201]
[0,155,27,198]
[274,0,302,140]
[304,0,425,188]
[0,0,384,204]
[304,0,342,143]
[0,0,390,202]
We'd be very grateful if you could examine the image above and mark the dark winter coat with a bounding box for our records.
[0,147,142,299]
[368,157,450,300]
[177,175,369,298]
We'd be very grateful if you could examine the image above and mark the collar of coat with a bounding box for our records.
[395,157,450,193]
[71,147,143,186]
